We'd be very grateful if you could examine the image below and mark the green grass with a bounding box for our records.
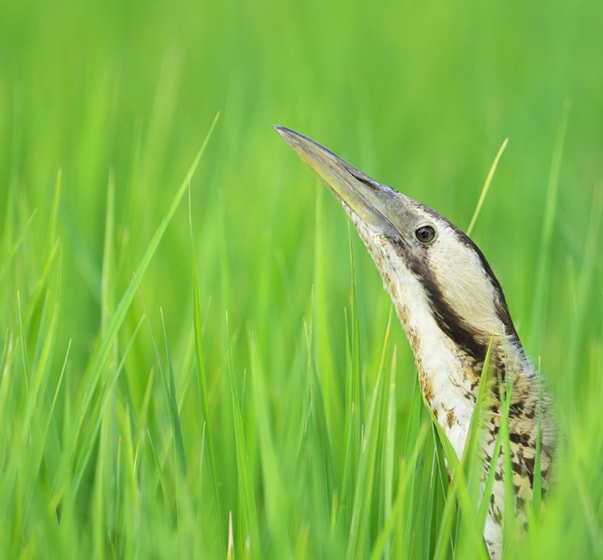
[1,0,602,558]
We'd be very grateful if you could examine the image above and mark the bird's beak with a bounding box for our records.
[275,126,408,237]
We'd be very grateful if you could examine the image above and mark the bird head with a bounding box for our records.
[275,126,522,365]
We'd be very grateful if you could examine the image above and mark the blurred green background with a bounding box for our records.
[1,0,602,557]
[2,0,601,359]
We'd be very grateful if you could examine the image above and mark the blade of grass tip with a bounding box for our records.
[302,316,336,516]
[361,310,393,513]
[225,313,262,559]
[430,434,460,559]
[304,265,340,538]
[348,318,393,559]
[347,222,363,415]
[341,225,363,524]
[380,313,395,520]
[61,112,219,493]
[113,408,130,556]
[370,423,430,560]
[43,338,71,462]
[339,306,358,525]
[189,179,225,557]
[399,377,434,558]
[381,342,396,560]
[144,423,169,506]
[349,314,392,552]
[312,181,337,419]
[68,313,147,500]
[21,236,61,334]
[300,315,339,553]
[92,393,113,560]
[161,307,187,475]
[346,368,382,560]
[529,100,571,350]
[467,138,509,237]
[249,332,291,557]
[133,284,187,475]
[21,250,63,447]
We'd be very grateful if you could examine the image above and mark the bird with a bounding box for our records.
[275,125,555,559]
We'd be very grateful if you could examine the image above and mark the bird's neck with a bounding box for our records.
[350,216,529,459]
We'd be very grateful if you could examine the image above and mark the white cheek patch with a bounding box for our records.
[432,234,505,337]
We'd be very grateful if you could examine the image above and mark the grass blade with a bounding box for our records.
[59,113,220,496]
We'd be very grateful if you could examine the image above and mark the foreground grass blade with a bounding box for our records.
[467,138,509,237]
[190,180,225,556]
[56,112,220,498]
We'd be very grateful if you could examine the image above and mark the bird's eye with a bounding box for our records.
[415,225,436,244]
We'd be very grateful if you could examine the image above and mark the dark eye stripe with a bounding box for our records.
[390,228,524,367]
[415,201,523,350]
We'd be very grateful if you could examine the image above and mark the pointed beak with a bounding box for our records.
[274,126,409,237]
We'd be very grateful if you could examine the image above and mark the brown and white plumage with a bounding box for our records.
[275,126,555,558]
